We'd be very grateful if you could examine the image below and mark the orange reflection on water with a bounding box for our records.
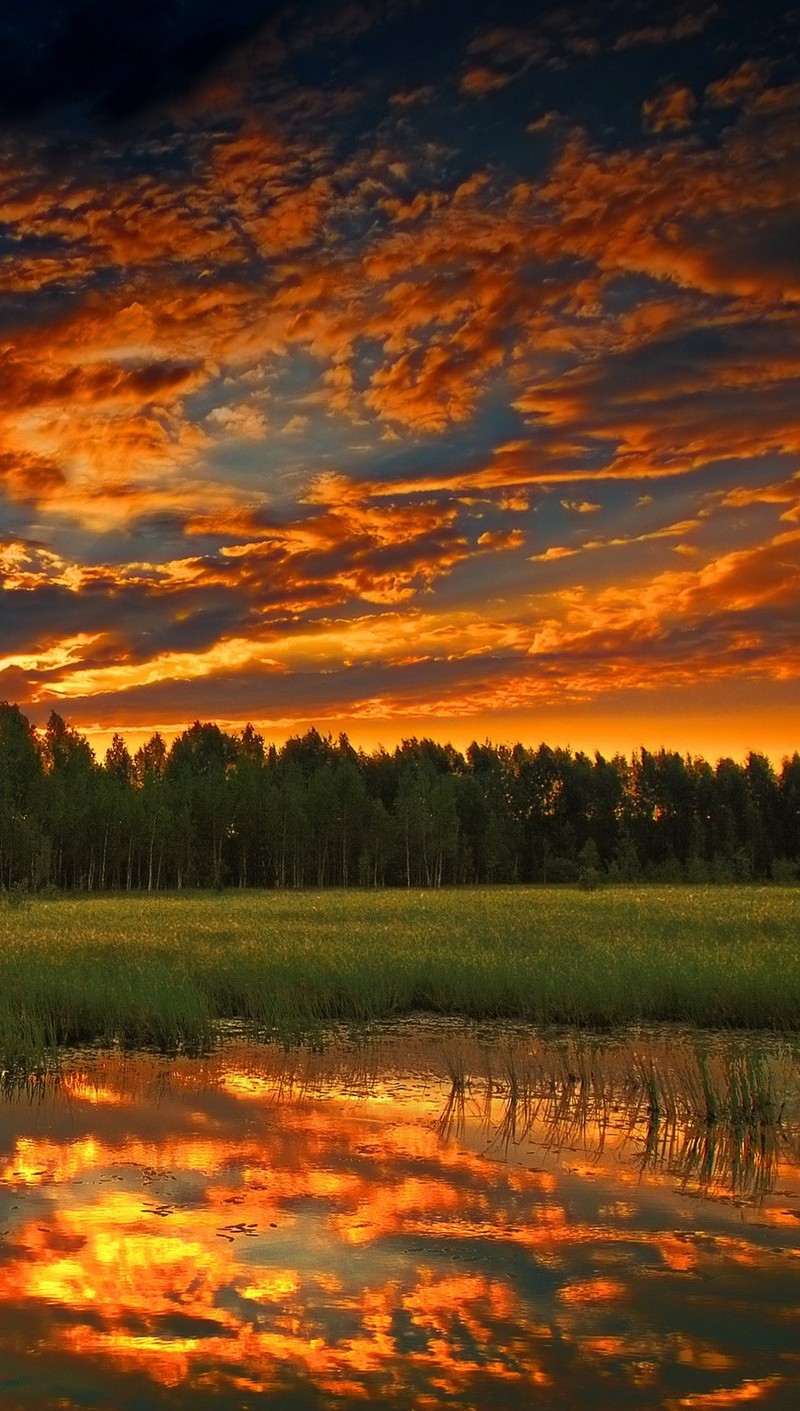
[0,1036,797,1409]
[670,1376,789,1406]
[61,1075,126,1106]
[559,1277,627,1303]
[654,1232,701,1272]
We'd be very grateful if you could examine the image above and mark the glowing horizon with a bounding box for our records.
[76,700,798,772]
[1,0,799,758]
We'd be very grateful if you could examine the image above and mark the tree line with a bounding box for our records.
[0,702,798,892]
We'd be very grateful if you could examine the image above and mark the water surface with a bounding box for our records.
[1,1024,799,1409]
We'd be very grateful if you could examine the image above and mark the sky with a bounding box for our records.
[0,0,799,760]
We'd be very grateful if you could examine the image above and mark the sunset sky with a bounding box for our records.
[1,0,798,759]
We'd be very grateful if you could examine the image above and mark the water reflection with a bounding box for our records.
[435,1033,800,1202]
[0,1026,799,1409]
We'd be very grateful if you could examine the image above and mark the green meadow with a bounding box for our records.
[1,886,799,1069]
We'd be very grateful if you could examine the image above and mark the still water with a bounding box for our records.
[1,1024,799,1410]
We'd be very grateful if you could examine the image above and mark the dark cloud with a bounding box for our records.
[0,0,285,127]
[34,650,528,727]
[0,582,249,657]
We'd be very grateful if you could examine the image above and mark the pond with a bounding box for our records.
[1,1022,799,1409]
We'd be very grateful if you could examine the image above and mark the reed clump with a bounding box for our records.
[1,885,799,1069]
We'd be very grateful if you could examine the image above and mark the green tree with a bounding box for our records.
[101,733,136,889]
[134,734,168,890]
[166,722,236,886]
[0,702,43,888]
[39,713,100,888]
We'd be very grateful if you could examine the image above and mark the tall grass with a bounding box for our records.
[1,886,799,1069]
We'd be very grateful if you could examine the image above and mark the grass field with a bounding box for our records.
[1,886,799,1068]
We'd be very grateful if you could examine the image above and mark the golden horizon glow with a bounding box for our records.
[74,703,800,770]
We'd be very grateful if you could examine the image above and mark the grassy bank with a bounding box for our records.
[1,886,799,1067]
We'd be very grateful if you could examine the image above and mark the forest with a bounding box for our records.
[0,702,798,892]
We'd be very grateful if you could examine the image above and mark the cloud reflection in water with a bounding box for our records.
[0,1029,798,1409]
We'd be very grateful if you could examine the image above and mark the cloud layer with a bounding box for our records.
[1,0,798,753]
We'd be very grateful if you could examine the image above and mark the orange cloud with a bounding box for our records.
[705,60,769,109]
[522,529,800,687]
[459,66,513,98]
[477,528,526,550]
[534,103,800,303]
[467,26,546,64]
[0,448,66,502]
[0,15,796,746]
[4,66,793,504]
[389,86,437,107]
[580,519,702,551]
[206,403,269,439]
[720,472,800,522]
[642,84,697,133]
[530,545,579,562]
[1,355,205,412]
[614,7,718,50]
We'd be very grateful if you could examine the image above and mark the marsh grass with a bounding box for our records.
[1,885,800,1069]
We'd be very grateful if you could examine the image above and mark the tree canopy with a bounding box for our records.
[0,703,797,890]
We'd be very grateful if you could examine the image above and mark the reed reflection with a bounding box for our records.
[0,1028,798,1410]
[436,1034,800,1201]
